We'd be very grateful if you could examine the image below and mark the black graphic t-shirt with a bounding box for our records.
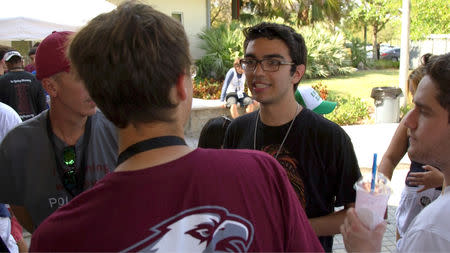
[0,71,46,121]
[224,108,361,252]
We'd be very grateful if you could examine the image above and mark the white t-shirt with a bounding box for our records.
[398,187,450,252]
[0,217,18,253]
[0,102,21,141]
[225,68,246,95]
[0,105,20,253]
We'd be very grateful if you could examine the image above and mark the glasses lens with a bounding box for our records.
[261,59,279,72]
[63,146,76,166]
[241,60,254,71]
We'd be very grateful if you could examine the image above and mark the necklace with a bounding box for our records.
[253,103,300,159]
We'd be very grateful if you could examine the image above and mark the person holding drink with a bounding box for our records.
[378,54,444,241]
[341,53,450,252]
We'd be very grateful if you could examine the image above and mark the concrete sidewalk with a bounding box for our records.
[342,123,410,168]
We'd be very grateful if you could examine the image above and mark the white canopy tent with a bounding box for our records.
[0,0,116,40]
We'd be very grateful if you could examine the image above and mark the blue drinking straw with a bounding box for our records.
[371,153,378,193]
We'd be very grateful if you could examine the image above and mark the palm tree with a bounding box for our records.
[241,0,350,26]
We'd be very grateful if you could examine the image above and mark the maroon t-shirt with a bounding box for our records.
[24,64,35,73]
[30,148,323,252]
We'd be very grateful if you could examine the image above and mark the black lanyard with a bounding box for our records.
[117,136,187,166]
[46,111,91,197]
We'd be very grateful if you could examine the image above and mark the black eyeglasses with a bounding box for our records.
[62,146,77,187]
[240,58,294,72]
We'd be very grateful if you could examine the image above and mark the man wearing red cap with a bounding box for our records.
[0,31,118,233]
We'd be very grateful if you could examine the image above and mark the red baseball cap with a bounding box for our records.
[35,31,73,81]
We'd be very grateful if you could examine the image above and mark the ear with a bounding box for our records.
[41,77,58,98]
[291,64,306,84]
[174,73,189,102]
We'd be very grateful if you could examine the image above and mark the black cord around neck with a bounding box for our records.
[117,136,187,166]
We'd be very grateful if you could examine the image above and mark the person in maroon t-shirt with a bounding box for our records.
[30,2,323,252]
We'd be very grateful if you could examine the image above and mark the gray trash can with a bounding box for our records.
[370,87,403,123]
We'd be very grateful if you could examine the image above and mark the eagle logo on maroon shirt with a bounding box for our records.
[121,206,254,252]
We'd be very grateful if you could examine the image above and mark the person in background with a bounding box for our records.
[198,116,232,149]
[0,46,12,76]
[29,3,323,251]
[0,46,29,253]
[0,50,46,121]
[223,22,361,252]
[0,209,17,253]
[378,54,443,241]
[342,53,450,252]
[24,47,37,73]
[0,31,118,233]
[220,58,255,118]
[0,102,21,253]
[24,43,50,108]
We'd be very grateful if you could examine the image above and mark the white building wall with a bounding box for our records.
[410,34,450,69]
[110,0,208,59]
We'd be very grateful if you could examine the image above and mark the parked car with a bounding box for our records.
[366,45,394,59]
[381,47,400,61]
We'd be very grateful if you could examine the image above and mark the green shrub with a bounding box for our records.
[196,22,244,80]
[239,13,256,24]
[400,102,413,120]
[298,24,355,79]
[367,59,400,69]
[325,94,370,125]
[349,37,367,68]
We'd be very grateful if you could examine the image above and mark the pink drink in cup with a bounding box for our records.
[354,172,391,230]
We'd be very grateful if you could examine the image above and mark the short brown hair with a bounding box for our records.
[243,22,307,91]
[69,1,191,128]
[424,53,450,122]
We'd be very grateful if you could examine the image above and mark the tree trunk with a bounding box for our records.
[232,0,240,20]
[373,25,379,60]
[364,25,367,64]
